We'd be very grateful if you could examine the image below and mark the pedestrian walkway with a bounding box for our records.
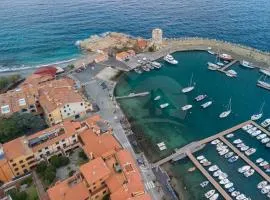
[122,142,131,148]
[145,181,156,190]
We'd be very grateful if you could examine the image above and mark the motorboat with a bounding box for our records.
[261,119,270,128]
[242,124,253,131]
[142,65,150,72]
[225,182,234,189]
[257,181,268,189]
[224,152,234,158]
[256,158,264,163]
[154,96,161,101]
[211,139,220,145]
[151,61,162,69]
[134,68,142,74]
[251,102,265,121]
[240,146,249,151]
[207,50,215,55]
[219,178,229,185]
[208,165,219,172]
[204,190,215,198]
[200,181,209,188]
[201,101,212,108]
[233,139,242,144]
[261,186,270,194]
[209,193,219,200]
[226,70,237,77]
[218,173,228,180]
[219,98,232,118]
[260,161,269,167]
[164,54,178,65]
[240,60,255,69]
[228,156,239,163]
[199,158,207,164]
[257,134,267,140]
[182,74,195,93]
[226,133,234,138]
[266,142,270,148]
[207,62,220,71]
[203,161,212,166]
[245,148,256,156]
[236,143,245,148]
[194,94,207,102]
[213,170,222,177]
[217,62,224,66]
[219,53,233,61]
[260,69,270,76]
[251,130,261,137]
[231,191,241,197]
[244,169,255,177]
[236,194,246,200]
[247,127,257,134]
[238,165,251,173]
[261,137,270,144]
[218,149,229,156]
[196,155,205,160]
[257,75,270,90]
[217,146,228,152]
[228,187,235,193]
[181,104,193,111]
[160,103,169,109]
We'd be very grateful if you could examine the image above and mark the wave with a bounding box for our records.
[0,58,77,73]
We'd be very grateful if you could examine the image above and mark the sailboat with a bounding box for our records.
[182,74,196,93]
[219,98,232,118]
[257,75,270,90]
[251,101,265,121]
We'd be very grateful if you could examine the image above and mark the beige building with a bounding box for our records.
[152,28,163,48]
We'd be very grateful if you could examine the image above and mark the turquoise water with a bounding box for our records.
[115,50,270,199]
[1,0,270,71]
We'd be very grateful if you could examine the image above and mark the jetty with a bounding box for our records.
[115,92,150,99]
[220,60,238,71]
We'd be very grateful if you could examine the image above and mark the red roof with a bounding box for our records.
[34,66,57,77]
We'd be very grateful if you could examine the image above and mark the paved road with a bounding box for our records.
[72,67,164,200]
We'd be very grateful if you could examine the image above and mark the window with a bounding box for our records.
[64,110,66,112]
[29,105,35,109]
[23,169,28,174]
[93,186,96,190]
[63,144,67,148]
[1,105,10,114]
[56,142,59,145]
[19,160,23,164]
[57,146,61,150]
[81,103,83,106]
[12,163,16,167]
[45,147,48,150]
[38,150,42,153]
[21,164,25,168]
[67,113,70,116]
[61,139,65,142]
[49,114,52,117]
[18,98,26,106]
[16,173,20,176]
[103,190,107,194]
[67,104,69,107]
[14,168,19,171]
[46,151,50,155]
[72,135,76,138]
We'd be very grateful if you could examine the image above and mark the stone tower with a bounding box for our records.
[152,28,163,47]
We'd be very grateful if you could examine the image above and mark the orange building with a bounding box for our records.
[116,50,136,61]
[0,157,14,183]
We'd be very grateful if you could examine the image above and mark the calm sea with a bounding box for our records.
[0,0,270,72]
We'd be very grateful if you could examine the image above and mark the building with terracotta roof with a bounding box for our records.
[136,39,148,50]
[116,50,136,61]
[38,78,92,126]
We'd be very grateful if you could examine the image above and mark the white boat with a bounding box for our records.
[242,124,253,131]
[196,155,205,160]
[201,101,212,108]
[142,65,150,72]
[204,190,215,198]
[213,170,222,177]
[245,148,256,156]
[182,74,195,93]
[181,104,193,111]
[232,191,241,197]
[257,181,268,189]
[151,61,162,68]
[251,130,261,137]
[244,169,255,177]
[224,152,234,158]
[219,178,229,185]
[218,173,228,180]
[208,165,219,172]
[266,142,270,148]
[226,133,234,138]
[236,194,246,200]
[257,75,270,90]
[219,53,233,61]
[225,182,234,189]
[194,94,207,102]
[199,158,208,164]
[207,62,220,71]
[256,158,264,163]
[260,69,270,76]
[209,193,219,200]
[261,137,270,144]
[211,139,220,145]
[261,187,270,194]
[164,54,178,65]
[200,181,209,188]
[257,134,267,140]
[261,119,270,128]
[226,69,237,77]
[240,146,249,151]
[240,60,255,69]
[238,165,251,173]
[160,103,169,109]
[218,149,229,155]
[154,96,161,101]
[228,156,239,163]
[251,102,265,121]
[247,127,257,134]
[207,50,215,55]
[217,62,224,66]
[228,187,235,193]
[260,161,268,166]
[233,139,242,144]
[219,98,232,118]
[236,143,245,148]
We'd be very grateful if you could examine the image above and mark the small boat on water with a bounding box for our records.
[261,137,270,144]
[211,139,220,145]
[260,69,270,76]
[251,130,261,137]
[236,194,247,200]
[154,96,161,101]
[181,104,193,111]
[247,127,257,134]
[257,134,267,140]
[226,70,237,77]
[256,158,264,163]
[196,155,205,160]
[240,146,249,151]
[207,50,215,55]
[194,94,207,102]
[245,148,256,156]
[251,102,265,121]
[219,178,229,185]
[260,161,269,167]
[219,98,232,118]
[151,61,162,69]
[164,54,178,65]
[226,133,234,138]
[217,62,224,66]
[257,181,268,189]
[134,68,143,74]
[160,103,169,109]
[203,161,212,167]
[208,165,219,172]
[232,191,241,197]
[240,60,255,69]
[238,165,251,173]
[228,156,239,163]
[225,152,234,158]
[257,75,270,90]
[218,149,229,155]
[266,142,270,148]
[182,74,195,93]
[261,118,270,128]
[201,101,212,109]
[233,139,242,144]
[228,187,235,193]
[199,158,207,164]
[200,181,209,188]
[219,53,233,61]
[141,65,150,72]
[204,190,215,198]
[225,182,234,189]
[242,124,253,131]
[244,169,255,177]
[213,170,222,177]
[209,193,219,200]
[207,62,220,71]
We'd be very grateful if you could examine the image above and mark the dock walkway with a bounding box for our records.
[187,151,233,200]
[220,60,238,71]
[115,92,150,99]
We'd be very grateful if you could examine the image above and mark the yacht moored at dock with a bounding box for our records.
[164,54,178,65]
[260,69,270,76]
[240,60,255,69]
[219,53,233,61]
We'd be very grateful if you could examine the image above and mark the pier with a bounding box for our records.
[115,92,150,99]
[220,60,238,71]
[187,151,233,200]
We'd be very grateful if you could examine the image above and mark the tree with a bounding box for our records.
[79,150,88,161]
[36,161,47,174]
[50,155,70,168]
[0,113,47,143]
[9,191,27,200]
[43,166,56,184]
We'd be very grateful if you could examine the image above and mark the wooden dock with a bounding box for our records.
[115,92,150,99]
[219,136,270,182]
[220,60,238,71]
[187,151,233,200]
